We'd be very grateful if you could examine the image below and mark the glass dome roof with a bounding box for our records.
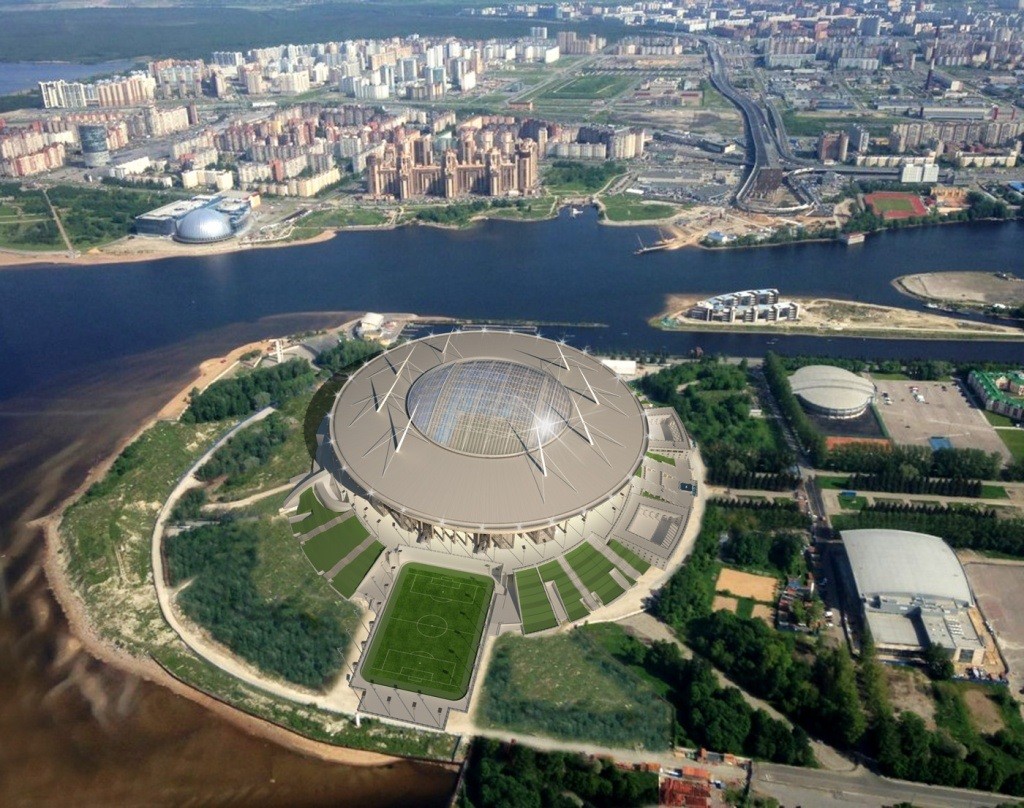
[174,208,233,243]
[406,359,572,457]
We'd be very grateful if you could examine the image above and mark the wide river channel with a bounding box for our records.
[0,210,1021,805]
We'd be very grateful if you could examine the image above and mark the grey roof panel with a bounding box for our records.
[842,529,974,606]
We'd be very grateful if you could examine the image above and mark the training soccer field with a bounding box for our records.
[361,562,494,700]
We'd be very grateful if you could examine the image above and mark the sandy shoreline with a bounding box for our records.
[655,294,1024,340]
[32,317,411,769]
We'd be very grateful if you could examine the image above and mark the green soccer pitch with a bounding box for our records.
[361,563,495,700]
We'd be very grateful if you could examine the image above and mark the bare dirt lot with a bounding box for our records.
[963,687,1006,735]
[715,568,778,602]
[712,594,739,613]
[963,560,1024,701]
[895,271,1024,307]
[871,378,1012,461]
[886,665,937,729]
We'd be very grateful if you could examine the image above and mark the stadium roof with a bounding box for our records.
[329,331,648,533]
[789,365,875,414]
[842,529,973,606]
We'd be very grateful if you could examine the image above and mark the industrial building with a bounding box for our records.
[841,529,986,666]
[789,365,875,419]
[327,331,649,551]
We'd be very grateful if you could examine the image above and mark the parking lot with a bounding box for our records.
[870,377,1012,461]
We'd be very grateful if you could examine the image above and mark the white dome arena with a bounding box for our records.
[789,365,876,419]
[174,208,235,244]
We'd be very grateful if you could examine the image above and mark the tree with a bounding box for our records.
[923,644,955,680]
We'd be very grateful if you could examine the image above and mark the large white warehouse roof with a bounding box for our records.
[843,529,973,607]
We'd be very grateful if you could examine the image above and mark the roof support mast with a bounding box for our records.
[376,351,413,413]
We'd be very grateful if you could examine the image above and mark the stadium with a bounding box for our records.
[789,365,876,419]
[327,330,650,550]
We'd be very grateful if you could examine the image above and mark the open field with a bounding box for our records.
[894,271,1024,308]
[871,379,1012,461]
[515,568,558,634]
[361,563,493,700]
[599,194,679,222]
[715,568,778,602]
[476,631,673,750]
[657,295,1024,340]
[963,560,1024,698]
[534,74,634,101]
[292,487,340,534]
[565,543,628,605]
[539,560,590,621]
[864,191,928,221]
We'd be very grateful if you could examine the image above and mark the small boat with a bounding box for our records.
[570,207,582,217]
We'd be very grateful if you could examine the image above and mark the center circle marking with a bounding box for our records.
[416,614,448,638]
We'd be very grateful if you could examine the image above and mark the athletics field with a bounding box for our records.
[361,562,494,700]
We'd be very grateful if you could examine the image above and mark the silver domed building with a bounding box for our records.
[174,207,235,244]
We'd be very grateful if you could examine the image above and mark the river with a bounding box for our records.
[0,211,1022,805]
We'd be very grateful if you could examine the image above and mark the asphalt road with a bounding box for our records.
[753,762,1010,808]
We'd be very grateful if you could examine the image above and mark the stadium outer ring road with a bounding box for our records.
[328,330,649,536]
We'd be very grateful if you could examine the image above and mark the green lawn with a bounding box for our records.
[515,568,558,634]
[537,74,633,101]
[816,474,850,490]
[361,563,493,699]
[476,631,673,750]
[608,539,651,574]
[646,451,676,466]
[980,484,1010,500]
[331,540,384,599]
[292,487,342,534]
[984,410,1017,427]
[539,560,590,622]
[300,515,370,572]
[736,597,755,619]
[565,543,629,605]
[298,207,387,229]
[600,194,678,222]
[996,428,1024,461]
[838,495,867,510]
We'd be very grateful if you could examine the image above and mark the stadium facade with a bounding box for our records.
[328,330,649,551]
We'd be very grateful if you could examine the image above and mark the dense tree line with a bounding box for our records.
[687,611,867,750]
[842,472,983,498]
[169,487,207,523]
[196,413,289,485]
[763,352,827,465]
[612,634,813,766]
[824,443,1001,481]
[183,359,317,423]
[638,358,794,483]
[413,198,532,225]
[314,337,382,374]
[723,530,805,577]
[833,502,1024,557]
[460,739,657,808]
[164,519,348,688]
[773,355,955,382]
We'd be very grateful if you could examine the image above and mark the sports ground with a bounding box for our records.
[361,562,494,700]
[864,191,928,221]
